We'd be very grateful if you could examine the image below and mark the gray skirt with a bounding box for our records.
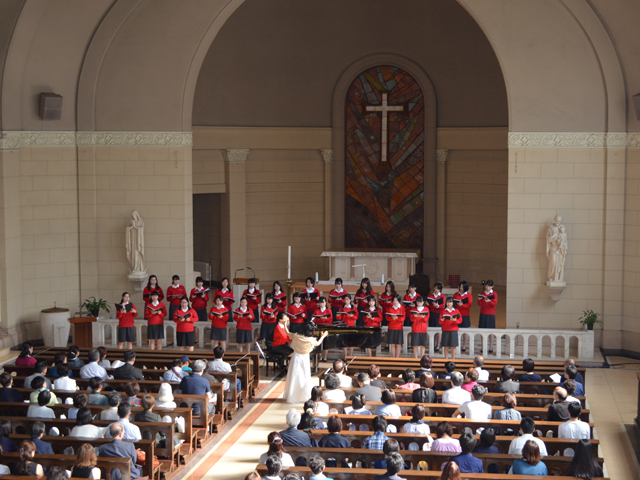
[387,329,404,345]
[260,322,276,342]
[441,330,459,347]
[147,324,164,340]
[118,326,136,343]
[411,332,427,347]
[479,314,496,329]
[237,329,252,344]
[211,327,227,341]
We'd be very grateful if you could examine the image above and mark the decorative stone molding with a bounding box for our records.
[436,149,449,163]
[0,131,193,150]
[320,149,333,164]
[223,148,250,163]
[508,132,640,148]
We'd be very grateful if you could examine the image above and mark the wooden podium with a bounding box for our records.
[70,317,96,348]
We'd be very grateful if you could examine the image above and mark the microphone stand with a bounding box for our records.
[345,355,357,373]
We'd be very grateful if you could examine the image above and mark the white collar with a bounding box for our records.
[294,302,302,307]
[320,307,326,312]
[215,304,224,309]
[248,287,255,293]
[485,289,493,294]
[196,286,204,291]
[266,303,275,309]
[433,291,441,297]
[122,301,130,305]
[172,284,180,288]
[334,287,343,293]
[408,292,416,298]
[181,306,189,312]
[221,288,228,293]
[392,304,401,310]
[240,306,247,312]
[459,291,468,296]
[151,301,159,306]
[369,306,376,311]
[445,307,455,312]
[416,306,425,311]
[306,287,315,293]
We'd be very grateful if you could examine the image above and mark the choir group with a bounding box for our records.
[114,276,499,358]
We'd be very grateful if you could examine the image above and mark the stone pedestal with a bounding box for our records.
[128,273,147,292]
[546,280,567,301]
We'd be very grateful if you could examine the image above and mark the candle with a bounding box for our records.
[381,274,384,285]
[315,272,319,283]
[288,246,291,280]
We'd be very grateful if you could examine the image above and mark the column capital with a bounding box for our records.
[224,148,250,163]
[320,149,333,164]
[436,149,449,164]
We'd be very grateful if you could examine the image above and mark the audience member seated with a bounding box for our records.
[493,393,522,421]
[279,409,311,447]
[208,346,232,373]
[87,377,109,405]
[71,443,101,480]
[67,345,85,368]
[0,445,8,474]
[519,358,542,382]
[27,390,55,419]
[461,368,479,393]
[258,432,294,467]
[332,359,353,388]
[416,355,434,378]
[439,361,455,380]
[303,401,325,429]
[473,356,489,382]
[449,431,483,473]
[114,351,144,381]
[29,421,53,455]
[200,359,223,386]
[455,385,491,420]
[125,382,142,407]
[53,364,77,391]
[156,383,177,409]
[344,394,370,416]
[100,391,122,421]
[71,407,108,438]
[547,386,571,422]
[47,466,69,480]
[372,439,400,469]
[164,358,188,382]
[104,403,142,441]
[508,417,548,456]
[98,423,142,480]
[29,376,58,405]
[396,369,420,392]
[97,346,111,369]
[441,372,471,405]
[318,416,350,448]
[560,358,584,385]
[561,364,585,396]
[431,422,461,453]
[412,372,437,404]
[368,365,387,389]
[9,440,44,476]
[179,359,216,415]
[48,353,72,379]
[495,365,520,394]
[244,473,260,480]
[323,374,346,403]
[363,416,389,450]
[510,440,547,475]
[80,349,109,380]
[15,343,37,367]
[134,395,163,422]
[559,402,590,441]
[0,372,24,403]
[68,393,88,420]
[440,461,461,480]
[375,390,401,417]
[372,452,406,480]
[263,455,282,480]
[282,474,301,480]
[310,386,330,416]
[23,361,51,390]
[308,455,333,480]
[0,420,18,453]
[402,404,432,440]
[472,428,499,474]
[564,379,581,404]
[566,438,603,479]
[355,373,382,402]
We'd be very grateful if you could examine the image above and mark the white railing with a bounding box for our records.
[93,319,595,359]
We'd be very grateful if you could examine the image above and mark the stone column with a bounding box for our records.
[436,149,448,282]
[321,149,333,250]
[221,149,249,279]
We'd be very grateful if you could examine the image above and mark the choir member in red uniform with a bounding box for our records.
[354,277,373,327]
[427,282,445,351]
[272,281,287,313]
[301,277,320,318]
[337,294,358,357]
[215,277,235,311]
[242,278,262,323]
[190,276,210,344]
[403,283,419,326]
[145,290,166,351]
[379,281,396,326]
[312,296,333,361]
[478,279,498,353]
[173,296,197,352]
[272,313,293,358]
[439,297,463,360]
[386,295,405,358]
[209,295,229,351]
[116,292,137,350]
[410,296,429,359]
[329,278,347,320]
[143,275,164,305]
[453,280,473,352]
[287,292,306,334]
[260,293,279,345]
[234,297,254,352]
[167,275,187,325]
[362,296,383,356]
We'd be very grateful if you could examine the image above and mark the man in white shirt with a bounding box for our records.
[508,417,548,457]
[558,402,590,439]
[473,355,490,382]
[442,372,472,405]
[332,359,353,389]
[208,346,232,373]
[80,349,109,380]
[27,391,56,419]
[104,403,141,441]
[100,391,122,421]
[455,385,492,420]
[163,358,188,382]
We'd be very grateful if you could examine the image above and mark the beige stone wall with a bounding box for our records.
[193,193,221,276]
[445,149,508,286]
[623,147,640,351]
[193,149,225,194]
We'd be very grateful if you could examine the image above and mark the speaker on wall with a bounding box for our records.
[633,93,640,121]
[39,93,63,120]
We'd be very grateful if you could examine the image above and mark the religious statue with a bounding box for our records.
[546,215,568,284]
[126,210,146,275]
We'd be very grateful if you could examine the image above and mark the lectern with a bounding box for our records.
[70,317,96,348]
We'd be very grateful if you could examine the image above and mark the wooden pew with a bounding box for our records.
[2,452,131,480]
[346,356,579,369]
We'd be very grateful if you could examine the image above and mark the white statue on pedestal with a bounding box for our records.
[546,215,567,285]
[126,210,146,276]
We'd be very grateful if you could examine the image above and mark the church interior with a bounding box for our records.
[1,0,640,479]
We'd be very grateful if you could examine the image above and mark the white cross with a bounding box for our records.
[365,92,405,162]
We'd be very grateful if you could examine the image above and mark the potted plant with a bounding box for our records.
[578,309,602,331]
[81,297,111,318]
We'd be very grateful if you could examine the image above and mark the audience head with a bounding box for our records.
[97,346,108,361]
[158,383,174,403]
[356,372,370,386]
[54,352,67,366]
[459,431,477,454]
[107,391,122,408]
[501,365,515,381]
[0,420,10,438]
[351,394,365,410]
[89,377,104,392]
[327,415,343,433]
[445,361,455,373]
[568,401,582,420]
[368,364,381,379]
[285,409,301,428]
[46,466,69,480]
[19,342,33,358]
[471,384,486,401]
[117,402,131,419]
[466,368,479,383]
[73,393,88,409]
[265,455,282,476]
[520,417,535,435]
[325,373,340,390]
[383,438,400,455]
[420,355,433,369]
[565,364,579,380]
[401,368,416,384]
[30,421,45,439]
[124,382,140,398]
[568,438,601,478]
[381,389,396,405]
[310,385,324,402]
[243,473,260,480]
[109,423,124,440]
[266,431,286,458]
[214,346,225,359]
[0,372,12,388]
[172,358,184,369]
[282,474,300,480]
[473,355,485,368]
[523,358,535,372]
[411,404,425,421]
[332,359,345,374]
[298,404,316,431]
[309,455,325,475]
[440,460,461,480]
[87,349,100,363]
[141,395,155,411]
[67,345,80,360]
[301,322,315,338]
[17,441,37,475]
[503,392,517,408]
[192,359,206,373]
[76,443,97,468]
[522,440,541,466]
[479,428,496,448]
[450,371,464,387]
[385,452,404,475]
[34,360,48,375]
[37,390,51,406]
[420,372,435,389]
[372,415,387,433]
[564,379,577,396]
[76,407,93,426]
[32,376,46,390]
[124,350,136,364]
[436,421,454,438]
[554,386,568,402]
[564,358,576,368]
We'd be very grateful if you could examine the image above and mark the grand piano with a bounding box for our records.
[311,323,382,370]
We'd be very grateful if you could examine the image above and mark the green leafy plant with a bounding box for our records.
[81,297,111,317]
[578,309,602,330]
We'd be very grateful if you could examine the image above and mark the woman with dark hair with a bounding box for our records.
[318,416,350,448]
[260,293,279,345]
[214,277,234,311]
[125,382,141,406]
[453,280,472,352]
[71,443,101,479]
[478,279,498,353]
[15,342,36,367]
[386,295,405,358]
[283,318,328,403]
[174,296,197,351]
[379,280,397,326]
[354,277,372,327]
[71,407,107,438]
[413,372,437,404]
[67,345,85,368]
[403,404,431,436]
[116,291,137,350]
[97,346,110,369]
[362,296,383,356]
[310,386,329,416]
[337,294,359,357]
[143,274,164,304]
[461,368,479,393]
[10,440,43,476]
[375,390,401,417]
[397,369,420,391]
[431,422,461,453]
[427,281,445,351]
[312,296,333,362]
[493,393,522,420]
[0,420,18,453]
[439,297,462,360]
[302,400,325,429]
[258,432,294,466]
[440,460,462,480]
[272,281,287,313]
[368,364,387,389]
[511,440,547,475]
[301,277,320,318]
[345,394,369,416]
[566,439,603,479]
